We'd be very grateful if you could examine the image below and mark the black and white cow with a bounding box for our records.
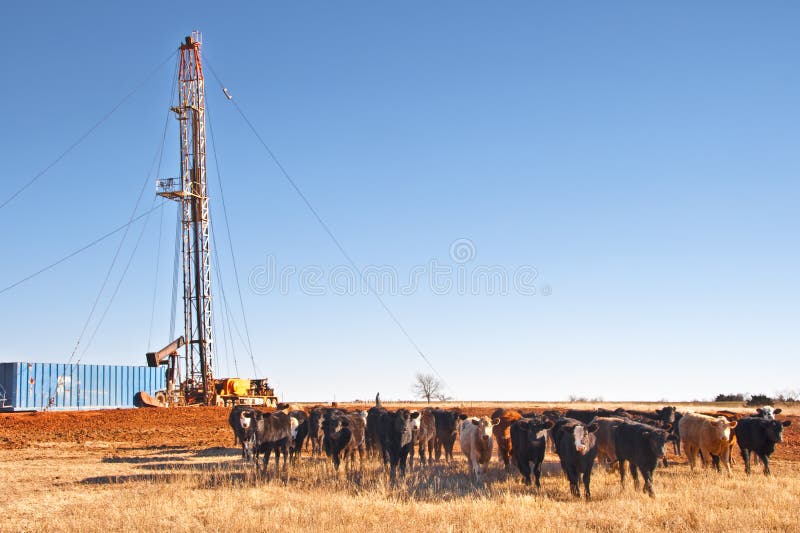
[288,410,308,462]
[735,416,792,475]
[614,420,672,497]
[228,405,257,460]
[552,417,599,500]
[753,406,782,420]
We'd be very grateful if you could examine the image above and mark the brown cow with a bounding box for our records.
[591,416,625,470]
[416,408,437,466]
[491,408,522,471]
[679,412,738,474]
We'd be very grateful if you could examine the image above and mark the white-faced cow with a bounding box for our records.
[552,417,599,499]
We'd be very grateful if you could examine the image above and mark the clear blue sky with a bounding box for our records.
[1,2,797,402]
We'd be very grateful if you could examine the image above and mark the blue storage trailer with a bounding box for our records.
[0,362,166,411]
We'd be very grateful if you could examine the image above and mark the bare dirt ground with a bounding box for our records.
[2,402,799,532]
[2,401,798,460]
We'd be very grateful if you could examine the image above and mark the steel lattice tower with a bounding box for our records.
[157,32,214,405]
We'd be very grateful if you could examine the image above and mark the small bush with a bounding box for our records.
[714,393,744,402]
[746,394,774,406]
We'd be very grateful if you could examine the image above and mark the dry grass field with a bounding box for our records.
[2,402,799,532]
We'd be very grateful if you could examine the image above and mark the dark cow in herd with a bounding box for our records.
[227,400,793,497]
[552,418,599,499]
[376,408,420,481]
[253,410,293,476]
[432,408,463,462]
[614,420,672,497]
[510,416,554,487]
[735,416,791,475]
[322,409,367,472]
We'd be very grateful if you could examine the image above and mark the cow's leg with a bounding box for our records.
[568,465,581,498]
[760,453,771,476]
[629,462,640,490]
[533,460,542,489]
[619,458,627,487]
[710,453,721,472]
[740,447,751,475]
[582,465,592,500]
[434,438,442,461]
[519,458,531,485]
[642,467,655,498]
[662,456,668,468]
[721,448,732,475]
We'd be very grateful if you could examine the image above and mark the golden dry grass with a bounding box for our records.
[2,440,799,532]
[2,401,798,532]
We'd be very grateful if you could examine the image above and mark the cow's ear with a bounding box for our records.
[587,423,599,433]
[756,408,765,415]
[729,420,738,428]
[774,408,783,415]
[545,420,555,429]
[458,414,468,420]
[471,419,480,426]
[492,418,501,426]
[411,411,420,419]
[614,408,626,413]
[664,423,672,431]
[783,420,792,427]
[655,408,663,415]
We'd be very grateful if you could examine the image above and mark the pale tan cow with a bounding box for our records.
[416,408,437,466]
[460,416,499,484]
[679,412,738,474]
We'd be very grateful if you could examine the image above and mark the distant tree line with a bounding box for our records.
[714,390,799,405]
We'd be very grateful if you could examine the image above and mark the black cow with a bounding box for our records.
[510,417,555,487]
[228,405,257,460]
[432,409,463,462]
[735,417,792,475]
[565,408,629,424]
[552,417,599,500]
[322,410,367,473]
[288,410,308,462]
[614,421,672,497]
[376,408,420,481]
[366,394,388,460]
[252,410,292,477]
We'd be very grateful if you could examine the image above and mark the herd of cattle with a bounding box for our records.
[227,395,792,498]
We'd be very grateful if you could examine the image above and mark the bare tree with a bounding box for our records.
[413,373,443,403]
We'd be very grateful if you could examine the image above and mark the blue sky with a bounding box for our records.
[1,2,798,402]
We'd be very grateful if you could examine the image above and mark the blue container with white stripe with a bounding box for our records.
[0,362,165,411]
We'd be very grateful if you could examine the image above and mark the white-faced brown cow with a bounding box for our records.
[679,412,738,474]
[460,416,499,484]
[415,408,437,466]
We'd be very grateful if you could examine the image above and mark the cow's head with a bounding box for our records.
[522,419,554,446]
[643,428,671,458]
[761,419,792,443]
[289,416,300,442]
[655,406,677,424]
[755,407,782,420]
[322,412,348,438]
[469,416,498,442]
[573,423,598,455]
[239,410,253,430]
[712,417,734,441]
[409,410,421,431]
